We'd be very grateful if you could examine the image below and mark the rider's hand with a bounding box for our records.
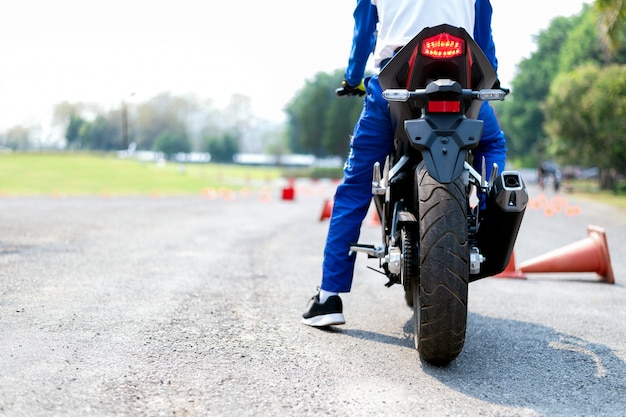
[335,79,366,97]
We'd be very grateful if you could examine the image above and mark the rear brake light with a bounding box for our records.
[421,33,464,59]
[428,101,461,113]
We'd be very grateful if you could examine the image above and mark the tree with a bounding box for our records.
[558,7,606,71]
[53,101,102,149]
[496,12,585,163]
[205,133,240,163]
[79,115,120,151]
[322,91,362,156]
[595,0,626,60]
[65,114,85,149]
[544,64,626,188]
[588,65,626,183]
[222,94,253,151]
[154,131,192,158]
[544,64,600,166]
[3,126,31,150]
[44,92,250,154]
[285,70,363,157]
[133,93,191,151]
[495,3,626,164]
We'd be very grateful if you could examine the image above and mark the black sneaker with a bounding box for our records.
[301,293,345,327]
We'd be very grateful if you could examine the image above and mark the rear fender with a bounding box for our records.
[404,115,483,184]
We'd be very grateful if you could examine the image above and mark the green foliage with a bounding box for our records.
[133,93,189,151]
[154,131,192,157]
[558,8,605,71]
[322,90,362,156]
[79,115,121,151]
[497,13,585,161]
[42,92,251,156]
[2,126,31,150]
[285,69,362,157]
[544,64,600,165]
[65,114,85,148]
[595,0,626,59]
[205,133,240,163]
[546,64,626,177]
[497,2,626,170]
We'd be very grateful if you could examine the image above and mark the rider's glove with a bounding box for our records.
[335,79,366,97]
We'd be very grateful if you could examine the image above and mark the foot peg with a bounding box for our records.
[349,243,384,258]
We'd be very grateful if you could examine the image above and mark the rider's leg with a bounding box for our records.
[321,76,394,294]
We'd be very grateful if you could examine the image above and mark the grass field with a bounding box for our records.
[565,183,626,209]
[2,152,624,208]
[0,152,283,196]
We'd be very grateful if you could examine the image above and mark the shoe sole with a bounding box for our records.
[301,313,345,327]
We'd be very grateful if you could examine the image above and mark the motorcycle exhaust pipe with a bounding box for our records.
[491,171,528,213]
[471,171,528,281]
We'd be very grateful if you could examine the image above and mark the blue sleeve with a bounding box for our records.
[474,0,498,75]
[345,0,378,86]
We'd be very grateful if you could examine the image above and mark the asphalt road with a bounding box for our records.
[1,179,625,416]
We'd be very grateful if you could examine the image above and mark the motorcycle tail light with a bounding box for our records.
[421,33,464,59]
[428,101,461,113]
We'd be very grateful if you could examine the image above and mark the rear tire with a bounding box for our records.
[413,161,469,365]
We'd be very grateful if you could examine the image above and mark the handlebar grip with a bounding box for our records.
[336,85,366,97]
[336,87,350,97]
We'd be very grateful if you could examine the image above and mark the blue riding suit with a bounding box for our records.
[321,0,507,293]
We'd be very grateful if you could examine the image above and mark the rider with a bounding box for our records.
[302,0,508,327]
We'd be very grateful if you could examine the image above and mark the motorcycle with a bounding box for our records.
[348,25,528,365]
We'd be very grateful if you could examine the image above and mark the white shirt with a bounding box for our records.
[371,0,476,67]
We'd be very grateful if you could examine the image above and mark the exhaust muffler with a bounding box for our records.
[471,171,528,281]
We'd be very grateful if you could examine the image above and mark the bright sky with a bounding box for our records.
[0,0,591,133]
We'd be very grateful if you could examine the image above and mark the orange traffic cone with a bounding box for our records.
[281,178,296,201]
[320,198,333,221]
[369,210,381,226]
[494,251,526,279]
[518,225,615,284]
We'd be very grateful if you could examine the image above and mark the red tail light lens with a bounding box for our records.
[428,101,461,113]
[421,33,464,59]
